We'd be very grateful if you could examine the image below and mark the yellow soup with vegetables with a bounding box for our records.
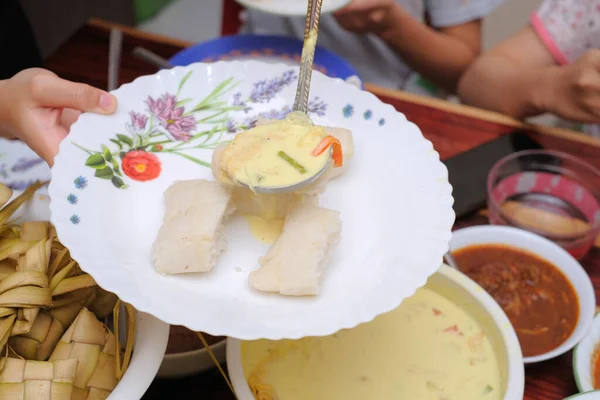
[218,112,330,189]
[242,288,502,400]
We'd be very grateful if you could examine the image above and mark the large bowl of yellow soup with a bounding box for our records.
[227,265,525,400]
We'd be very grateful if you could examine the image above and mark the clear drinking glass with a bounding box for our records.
[487,150,600,260]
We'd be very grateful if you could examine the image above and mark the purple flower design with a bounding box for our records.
[257,106,293,121]
[231,92,252,114]
[249,71,297,104]
[6,179,38,191]
[126,111,148,136]
[307,97,327,116]
[225,120,238,134]
[10,157,44,173]
[146,94,197,141]
[0,164,8,179]
[130,112,148,130]
[224,96,328,134]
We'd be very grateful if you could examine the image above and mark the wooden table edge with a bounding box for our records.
[88,18,194,49]
[87,19,600,149]
[365,83,600,148]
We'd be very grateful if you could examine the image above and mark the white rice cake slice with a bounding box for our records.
[152,179,234,275]
[250,205,342,296]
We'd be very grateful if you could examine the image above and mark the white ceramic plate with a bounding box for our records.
[236,0,351,16]
[574,312,600,393]
[49,61,454,340]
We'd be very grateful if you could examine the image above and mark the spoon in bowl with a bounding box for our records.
[247,0,333,195]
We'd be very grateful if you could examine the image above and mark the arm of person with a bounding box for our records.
[457,27,560,119]
[377,4,482,93]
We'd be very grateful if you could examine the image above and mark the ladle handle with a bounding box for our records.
[293,0,324,113]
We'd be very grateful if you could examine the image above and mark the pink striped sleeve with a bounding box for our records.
[530,0,600,65]
[530,12,569,65]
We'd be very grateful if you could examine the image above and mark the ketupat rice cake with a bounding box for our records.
[152,179,234,275]
[250,204,342,296]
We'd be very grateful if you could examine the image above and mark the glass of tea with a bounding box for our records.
[487,150,600,260]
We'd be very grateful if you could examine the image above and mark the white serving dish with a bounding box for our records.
[48,60,454,340]
[158,339,227,378]
[574,312,600,392]
[564,391,600,399]
[226,265,525,400]
[450,225,596,364]
[109,312,169,399]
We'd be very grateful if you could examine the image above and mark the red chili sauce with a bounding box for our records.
[593,349,600,388]
[453,244,579,357]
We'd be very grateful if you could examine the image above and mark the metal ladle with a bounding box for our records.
[245,0,332,195]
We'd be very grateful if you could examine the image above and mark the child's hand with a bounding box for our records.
[333,0,397,35]
[543,50,600,123]
[0,68,117,165]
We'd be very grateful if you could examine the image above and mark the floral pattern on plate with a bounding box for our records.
[0,140,49,191]
[73,70,332,189]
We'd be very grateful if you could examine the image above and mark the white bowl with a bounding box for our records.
[450,225,596,364]
[226,265,525,400]
[573,312,600,392]
[565,391,600,399]
[109,312,169,399]
[157,339,227,378]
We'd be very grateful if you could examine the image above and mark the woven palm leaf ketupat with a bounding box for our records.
[50,308,118,400]
[0,181,113,362]
[0,357,78,399]
[0,181,135,399]
[88,288,119,321]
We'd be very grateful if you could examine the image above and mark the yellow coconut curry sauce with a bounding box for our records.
[218,113,343,243]
[242,288,502,400]
[245,216,284,244]
[218,112,332,190]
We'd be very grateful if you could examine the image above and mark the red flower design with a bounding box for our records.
[122,150,161,182]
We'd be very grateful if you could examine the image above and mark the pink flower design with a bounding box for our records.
[129,111,148,131]
[146,94,196,141]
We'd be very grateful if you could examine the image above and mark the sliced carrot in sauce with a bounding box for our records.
[312,135,343,167]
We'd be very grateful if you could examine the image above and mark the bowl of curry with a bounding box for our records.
[450,225,595,364]
[226,265,525,400]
